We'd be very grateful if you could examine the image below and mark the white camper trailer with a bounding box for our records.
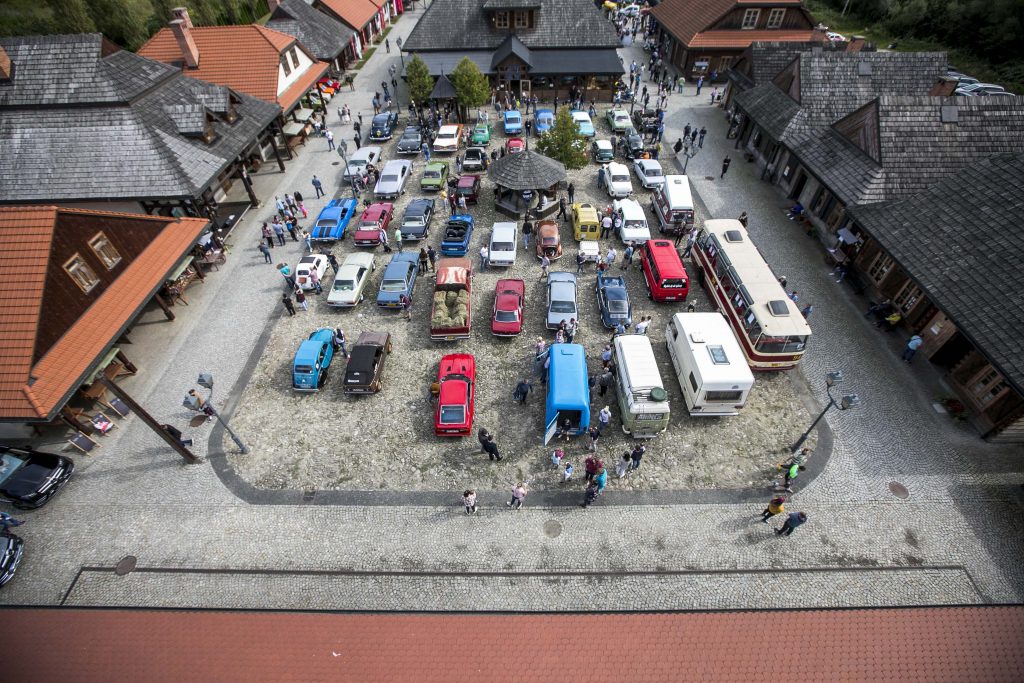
[665,312,754,416]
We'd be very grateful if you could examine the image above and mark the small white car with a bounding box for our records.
[613,198,652,244]
[546,272,578,329]
[342,145,381,184]
[632,158,665,190]
[374,159,412,199]
[488,222,518,267]
[327,252,376,307]
[294,254,328,291]
[605,161,633,198]
[570,110,596,138]
[579,240,600,262]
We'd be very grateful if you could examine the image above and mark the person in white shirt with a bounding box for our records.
[634,315,652,335]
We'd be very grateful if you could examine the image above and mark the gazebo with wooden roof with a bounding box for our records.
[487,149,567,218]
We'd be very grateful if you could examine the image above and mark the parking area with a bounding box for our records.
[227,113,814,493]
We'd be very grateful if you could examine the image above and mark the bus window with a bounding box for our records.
[755,335,808,354]
[731,291,746,312]
[706,389,744,402]
[649,258,661,283]
[688,372,698,393]
[744,310,757,330]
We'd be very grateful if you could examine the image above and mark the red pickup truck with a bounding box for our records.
[430,257,473,341]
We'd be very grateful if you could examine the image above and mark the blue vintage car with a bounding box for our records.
[440,215,475,256]
[595,272,633,329]
[292,328,336,392]
[376,252,420,308]
[503,109,523,135]
[535,108,554,134]
[311,198,358,241]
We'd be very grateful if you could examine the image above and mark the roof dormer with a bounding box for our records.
[484,0,540,32]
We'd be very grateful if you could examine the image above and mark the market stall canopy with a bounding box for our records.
[487,150,566,191]
[429,74,457,100]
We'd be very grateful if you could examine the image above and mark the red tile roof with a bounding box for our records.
[690,29,817,49]
[138,25,328,111]
[652,0,807,46]
[317,0,379,31]
[0,207,209,420]
[6,606,1024,681]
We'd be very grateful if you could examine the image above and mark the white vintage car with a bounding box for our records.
[327,252,376,307]
[295,254,329,291]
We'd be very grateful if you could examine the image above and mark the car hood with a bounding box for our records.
[0,461,58,498]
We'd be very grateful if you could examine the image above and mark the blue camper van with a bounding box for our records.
[544,344,591,444]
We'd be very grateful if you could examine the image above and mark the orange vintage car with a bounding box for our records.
[535,220,563,260]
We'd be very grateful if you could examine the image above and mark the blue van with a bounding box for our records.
[292,328,336,391]
[544,344,591,443]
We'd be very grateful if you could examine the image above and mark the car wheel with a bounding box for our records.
[386,341,393,353]
[360,294,364,302]
[319,368,329,387]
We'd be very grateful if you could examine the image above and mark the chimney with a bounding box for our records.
[170,19,200,68]
[810,23,828,44]
[172,7,194,29]
[0,46,11,82]
[930,76,959,97]
[846,36,866,52]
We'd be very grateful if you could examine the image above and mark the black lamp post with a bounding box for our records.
[188,373,249,454]
[337,140,359,198]
[790,371,860,453]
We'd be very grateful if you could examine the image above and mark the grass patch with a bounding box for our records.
[807,1,1024,94]
[354,47,377,70]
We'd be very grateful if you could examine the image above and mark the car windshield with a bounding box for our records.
[351,160,367,168]
[360,220,379,229]
[424,169,441,178]
[507,113,520,122]
[333,280,355,291]
[440,405,466,424]
[492,241,514,251]
[539,115,552,123]
[381,174,398,183]
[612,174,629,183]
[542,237,557,245]
[625,220,646,228]
[317,219,338,228]
[645,169,661,177]
[438,132,455,140]
[496,310,519,322]
[294,365,314,374]
[608,300,629,313]
[0,452,27,485]
[381,279,407,292]
[551,300,576,313]
[404,217,425,226]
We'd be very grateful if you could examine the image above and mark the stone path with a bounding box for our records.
[2,12,1023,611]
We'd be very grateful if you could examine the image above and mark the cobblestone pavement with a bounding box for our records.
[1,13,1023,611]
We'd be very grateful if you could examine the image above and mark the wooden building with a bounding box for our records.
[650,0,818,82]
[266,0,357,73]
[401,0,623,102]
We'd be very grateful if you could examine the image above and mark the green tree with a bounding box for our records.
[49,0,96,34]
[449,57,490,122]
[88,0,153,49]
[536,107,588,170]
[405,54,434,108]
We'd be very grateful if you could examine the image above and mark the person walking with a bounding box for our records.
[0,512,24,532]
[479,244,489,271]
[597,405,611,433]
[695,75,703,96]
[584,455,603,483]
[709,87,718,104]
[567,182,575,203]
[418,247,429,274]
[400,293,412,320]
[600,213,613,239]
[353,132,361,150]
[540,254,551,279]
[597,165,606,190]
[308,268,322,295]
[278,263,296,289]
[523,220,532,250]
[385,37,390,53]
[621,242,634,269]
[698,126,707,148]
[575,250,586,275]
[427,245,438,271]
[333,328,348,358]
[327,252,339,275]
[294,287,307,311]
[325,129,335,151]
[421,141,431,162]
[616,452,630,478]
[302,230,313,252]
[683,229,698,258]
[580,480,601,508]
[272,220,286,246]
[281,292,296,316]
[902,335,923,364]
[261,223,275,250]
[720,156,731,178]
[629,444,645,471]
[598,370,613,397]
[587,425,601,452]
[513,378,533,404]
[483,435,502,462]
[600,345,613,368]
[776,511,808,537]
[800,303,814,319]
[762,496,785,523]
[258,242,272,263]
[634,316,651,335]
[312,175,324,198]
[594,466,608,494]
[394,227,403,253]
[556,195,568,220]
[463,490,478,514]
[507,483,528,510]
[477,428,493,454]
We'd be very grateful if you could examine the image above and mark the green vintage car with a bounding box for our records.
[606,108,631,133]
[469,122,492,146]
[421,161,450,191]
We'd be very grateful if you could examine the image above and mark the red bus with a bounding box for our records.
[639,239,689,302]
[692,219,811,370]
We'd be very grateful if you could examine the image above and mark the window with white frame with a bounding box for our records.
[766,8,786,29]
[742,9,760,29]
[495,11,509,29]
[88,233,122,270]
[64,254,100,293]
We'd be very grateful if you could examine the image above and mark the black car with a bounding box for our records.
[631,108,659,133]
[396,125,422,154]
[622,126,645,160]
[400,198,435,240]
[368,111,400,141]
[343,331,392,394]
[0,532,24,588]
[0,445,74,509]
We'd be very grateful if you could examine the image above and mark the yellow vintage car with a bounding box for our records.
[571,202,601,241]
[602,1,618,12]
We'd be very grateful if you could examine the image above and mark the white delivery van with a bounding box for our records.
[665,312,753,416]
[653,175,695,235]
[613,198,652,244]
[613,334,670,437]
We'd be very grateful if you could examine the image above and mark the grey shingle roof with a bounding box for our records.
[413,49,622,76]
[733,82,801,141]
[847,153,1024,394]
[749,42,823,87]
[492,34,532,69]
[0,34,280,203]
[795,95,1024,205]
[0,34,180,107]
[429,74,457,99]
[403,0,620,52]
[482,0,543,8]
[488,150,566,189]
[266,0,353,62]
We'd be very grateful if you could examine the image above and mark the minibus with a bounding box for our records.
[613,335,670,437]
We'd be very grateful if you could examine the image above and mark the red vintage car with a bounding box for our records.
[434,354,476,436]
[505,137,526,154]
[491,279,525,337]
[353,202,394,247]
[455,174,481,204]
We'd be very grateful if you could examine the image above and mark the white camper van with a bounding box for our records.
[665,312,754,416]
[612,334,670,437]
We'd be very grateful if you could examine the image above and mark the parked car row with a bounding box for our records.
[948,67,1015,97]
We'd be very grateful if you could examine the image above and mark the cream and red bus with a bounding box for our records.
[692,219,810,370]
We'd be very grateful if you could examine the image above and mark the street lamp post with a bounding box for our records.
[336,140,359,198]
[189,373,249,454]
[790,371,860,453]
[679,136,700,173]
